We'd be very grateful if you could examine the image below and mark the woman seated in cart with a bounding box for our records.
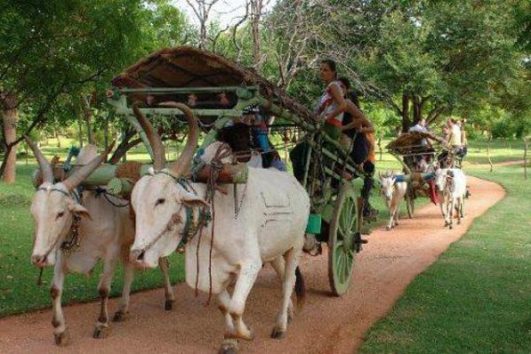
[337,77,378,218]
[316,59,347,140]
[290,59,347,181]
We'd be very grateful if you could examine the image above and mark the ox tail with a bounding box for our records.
[295,266,306,310]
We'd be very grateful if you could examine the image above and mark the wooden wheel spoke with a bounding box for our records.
[334,240,344,251]
[338,224,348,239]
[328,185,357,296]
[337,252,347,283]
[339,208,350,231]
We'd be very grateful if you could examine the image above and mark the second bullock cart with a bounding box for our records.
[386,131,453,217]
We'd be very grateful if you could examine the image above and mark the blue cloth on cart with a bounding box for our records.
[395,175,407,183]
[394,172,435,184]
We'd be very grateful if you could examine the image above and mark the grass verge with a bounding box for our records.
[359,164,531,353]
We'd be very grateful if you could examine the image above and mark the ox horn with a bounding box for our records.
[132,102,166,171]
[24,135,53,184]
[159,101,199,178]
[62,141,115,191]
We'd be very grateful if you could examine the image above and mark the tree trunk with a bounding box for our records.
[77,114,84,148]
[487,133,493,173]
[108,128,137,164]
[104,111,112,153]
[250,0,263,71]
[412,95,422,124]
[524,137,528,180]
[55,128,61,148]
[82,96,94,145]
[1,93,18,183]
[401,94,411,133]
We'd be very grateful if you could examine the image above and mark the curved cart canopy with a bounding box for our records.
[386,131,449,155]
[109,46,316,128]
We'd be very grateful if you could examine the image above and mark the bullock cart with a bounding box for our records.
[36,47,369,296]
[386,131,452,217]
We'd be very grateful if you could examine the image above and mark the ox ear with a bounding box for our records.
[67,200,92,220]
[178,190,209,209]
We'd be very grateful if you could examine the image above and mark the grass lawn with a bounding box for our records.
[0,138,526,318]
[359,163,531,353]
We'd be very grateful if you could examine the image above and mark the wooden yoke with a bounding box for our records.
[193,163,248,184]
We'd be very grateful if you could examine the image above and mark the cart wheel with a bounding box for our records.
[406,189,415,219]
[328,183,359,296]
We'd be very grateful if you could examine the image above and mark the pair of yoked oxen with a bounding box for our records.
[28,102,310,353]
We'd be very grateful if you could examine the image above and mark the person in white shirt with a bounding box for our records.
[409,118,429,134]
[448,118,462,148]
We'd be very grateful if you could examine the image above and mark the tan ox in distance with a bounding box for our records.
[378,171,408,231]
[26,138,175,346]
[128,102,310,354]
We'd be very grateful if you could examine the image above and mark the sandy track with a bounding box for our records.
[0,176,505,354]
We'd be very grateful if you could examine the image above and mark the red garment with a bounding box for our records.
[428,180,439,205]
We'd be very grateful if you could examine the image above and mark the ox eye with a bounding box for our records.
[155,198,166,206]
[56,211,65,219]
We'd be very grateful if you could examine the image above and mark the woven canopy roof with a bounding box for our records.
[387,132,449,154]
[112,46,316,123]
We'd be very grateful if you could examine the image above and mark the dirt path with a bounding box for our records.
[0,176,505,354]
[493,159,527,167]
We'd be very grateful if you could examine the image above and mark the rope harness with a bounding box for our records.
[95,187,130,208]
[197,144,235,305]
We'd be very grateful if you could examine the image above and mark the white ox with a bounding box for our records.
[128,102,310,353]
[379,171,408,230]
[26,139,175,346]
[434,167,467,229]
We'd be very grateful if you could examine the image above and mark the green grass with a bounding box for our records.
[359,163,531,353]
[463,138,526,165]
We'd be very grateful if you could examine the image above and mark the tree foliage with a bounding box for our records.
[1,0,529,180]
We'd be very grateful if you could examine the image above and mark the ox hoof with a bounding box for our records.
[224,330,254,342]
[165,299,175,311]
[270,326,286,339]
[112,311,128,322]
[219,339,239,354]
[93,325,111,339]
[386,226,391,231]
[54,330,70,346]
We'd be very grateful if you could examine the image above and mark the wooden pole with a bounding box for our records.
[378,137,383,161]
[487,134,493,172]
[524,137,528,180]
